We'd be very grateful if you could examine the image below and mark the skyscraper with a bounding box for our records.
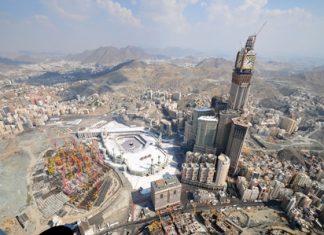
[226,117,250,174]
[192,107,215,135]
[210,96,228,113]
[229,35,257,110]
[215,154,230,187]
[184,107,214,148]
[194,116,218,153]
[214,109,239,154]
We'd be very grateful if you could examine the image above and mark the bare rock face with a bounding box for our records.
[66,46,159,65]
[277,148,305,166]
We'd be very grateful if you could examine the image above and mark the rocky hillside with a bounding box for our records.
[66,46,163,65]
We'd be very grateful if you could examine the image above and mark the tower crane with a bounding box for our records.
[256,21,267,36]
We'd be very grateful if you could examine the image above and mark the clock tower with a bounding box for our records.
[229,35,256,111]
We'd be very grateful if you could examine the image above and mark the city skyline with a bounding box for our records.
[1,0,324,59]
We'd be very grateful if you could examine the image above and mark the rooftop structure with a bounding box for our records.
[151,176,181,211]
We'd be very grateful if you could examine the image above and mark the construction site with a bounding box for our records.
[143,205,241,235]
[136,204,297,235]
[31,139,120,218]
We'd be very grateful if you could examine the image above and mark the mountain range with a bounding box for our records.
[1,45,323,100]
[66,46,209,65]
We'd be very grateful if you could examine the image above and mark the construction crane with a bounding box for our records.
[166,206,177,224]
[208,204,223,222]
[156,210,170,235]
[147,221,162,234]
[256,21,267,36]
[156,210,163,224]
[208,204,237,234]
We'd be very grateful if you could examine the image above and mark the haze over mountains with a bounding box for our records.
[0,45,323,100]
[66,46,159,65]
[66,46,208,65]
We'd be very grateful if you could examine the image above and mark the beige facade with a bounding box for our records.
[279,116,298,135]
[226,117,250,174]
[151,176,181,211]
[215,154,230,187]
[194,116,218,153]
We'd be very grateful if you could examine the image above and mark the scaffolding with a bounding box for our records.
[43,140,110,210]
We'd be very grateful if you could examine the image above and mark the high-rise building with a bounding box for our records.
[226,117,250,174]
[194,116,218,153]
[269,180,285,200]
[215,154,230,187]
[183,107,214,148]
[210,96,228,113]
[181,162,199,181]
[214,109,239,154]
[229,35,257,111]
[294,192,306,207]
[285,196,297,213]
[151,176,182,211]
[291,173,312,189]
[279,116,298,135]
[183,121,194,146]
[192,107,215,135]
[198,163,215,184]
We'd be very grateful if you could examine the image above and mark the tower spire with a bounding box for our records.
[228,34,257,111]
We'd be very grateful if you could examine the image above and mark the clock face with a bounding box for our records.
[242,54,256,70]
[235,49,244,69]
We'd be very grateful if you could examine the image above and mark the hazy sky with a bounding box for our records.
[1,0,324,58]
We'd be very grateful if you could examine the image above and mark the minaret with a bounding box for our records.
[229,35,257,111]
[157,132,162,147]
[151,157,154,174]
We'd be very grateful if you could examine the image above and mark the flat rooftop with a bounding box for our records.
[194,107,213,112]
[198,115,217,121]
[232,117,251,128]
[218,154,230,164]
[152,175,180,192]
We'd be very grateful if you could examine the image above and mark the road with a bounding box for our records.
[248,130,324,153]
[95,200,280,234]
